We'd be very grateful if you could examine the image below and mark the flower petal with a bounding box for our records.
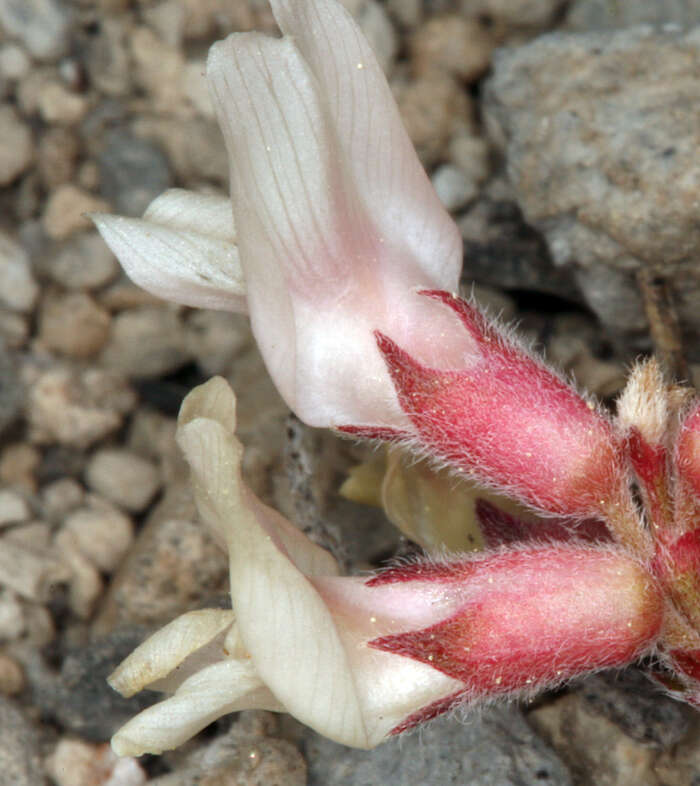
[206,32,469,427]
[269,0,462,287]
[143,188,236,243]
[108,609,235,698]
[90,212,247,312]
[177,379,371,746]
[111,659,281,757]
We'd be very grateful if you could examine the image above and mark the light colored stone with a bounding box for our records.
[410,14,494,82]
[144,0,186,47]
[85,449,160,513]
[387,0,422,29]
[0,535,68,601]
[0,653,24,695]
[483,26,700,350]
[99,305,191,377]
[394,69,473,166]
[36,80,88,126]
[38,291,112,359]
[46,231,119,290]
[54,528,103,619]
[0,231,38,312]
[0,0,71,61]
[0,105,33,185]
[185,310,252,376]
[182,59,214,117]
[0,309,29,348]
[0,43,30,80]
[42,185,111,240]
[85,17,132,97]
[0,588,24,640]
[130,25,186,110]
[0,490,30,528]
[37,126,80,188]
[28,367,136,449]
[566,0,700,31]
[432,163,479,211]
[0,443,39,494]
[41,478,85,522]
[64,505,134,573]
[45,738,147,786]
[448,132,491,184]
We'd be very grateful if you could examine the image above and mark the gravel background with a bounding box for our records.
[0,0,699,784]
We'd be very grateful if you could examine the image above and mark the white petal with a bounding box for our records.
[143,188,236,244]
[270,0,462,288]
[176,378,339,576]
[90,213,247,312]
[177,390,370,747]
[108,609,235,697]
[111,659,282,757]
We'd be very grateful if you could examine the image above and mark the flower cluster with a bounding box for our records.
[94,0,700,758]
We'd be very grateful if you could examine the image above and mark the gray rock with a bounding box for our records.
[25,626,157,741]
[0,0,71,62]
[43,231,120,291]
[98,129,173,216]
[303,707,573,786]
[0,342,22,438]
[580,670,690,750]
[483,26,700,353]
[0,105,33,186]
[0,696,45,786]
[566,0,700,30]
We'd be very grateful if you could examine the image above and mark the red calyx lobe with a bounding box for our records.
[374,290,622,518]
[368,546,662,704]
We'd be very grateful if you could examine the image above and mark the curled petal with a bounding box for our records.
[108,609,235,698]
[91,202,246,312]
[111,659,282,757]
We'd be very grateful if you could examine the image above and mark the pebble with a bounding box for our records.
[54,525,103,618]
[0,309,29,349]
[0,588,25,641]
[565,0,700,30]
[410,14,494,82]
[130,25,186,109]
[98,129,173,216]
[42,184,111,240]
[131,115,229,186]
[27,366,136,449]
[0,104,33,185]
[36,80,88,126]
[0,230,38,312]
[185,310,252,376]
[483,26,700,351]
[93,483,229,633]
[182,58,214,118]
[448,132,491,185]
[0,0,71,62]
[45,738,147,786]
[0,652,24,695]
[0,443,40,494]
[85,17,132,97]
[100,305,192,378]
[431,163,479,212]
[0,42,30,81]
[64,505,134,573]
[44,231,120,290]
[0,695,44,786]
[0,342,23,439]
[304,706,572,785]
[41,477,85,522]
[38,291,112,359]
[30,627,158,740]
[393,69,473,166]
[37,126,80,189]
[85,448,161,514]
[0,489,30,528]
[530,691,660,786]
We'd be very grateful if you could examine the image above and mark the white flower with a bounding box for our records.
[108,378,461,756]
[92,0,468,429]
